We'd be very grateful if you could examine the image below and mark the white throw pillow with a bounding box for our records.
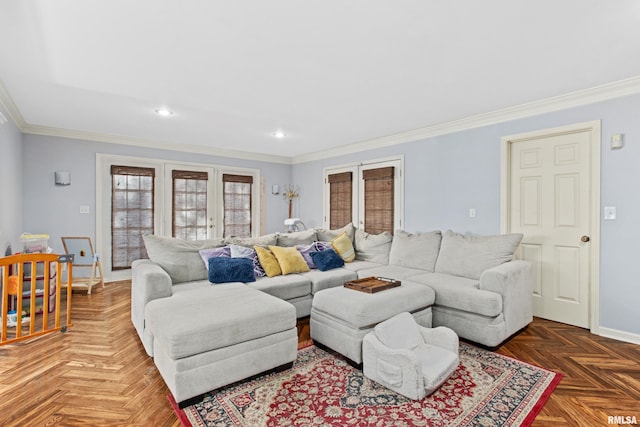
[388,229,442,272]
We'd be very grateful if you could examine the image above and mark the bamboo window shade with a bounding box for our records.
[222,174,253,238]
[172,170,208,241]
[328,172,353,230]
[362,166,394,235]
[111,165,155,270]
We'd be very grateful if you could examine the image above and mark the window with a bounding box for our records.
[362,166,395,234]
[172,170,208,240]
[110,165,155,270]
[222,174,253,237]
[328,172,353,229]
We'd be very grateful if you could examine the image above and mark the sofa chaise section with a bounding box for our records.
[145,282,297,405]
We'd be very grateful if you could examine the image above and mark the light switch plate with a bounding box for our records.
[604,206,616,220]
[469,208,476,218]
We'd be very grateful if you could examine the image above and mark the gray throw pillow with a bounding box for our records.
[434,230,523,279]
[143,235,225,284]
[276,229,317,247]
[388,229,442,272]
[224,233,278,247]
[354,229,393,264]
[315,223,355,243]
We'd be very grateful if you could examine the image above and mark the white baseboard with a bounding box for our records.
[598,327,640,345]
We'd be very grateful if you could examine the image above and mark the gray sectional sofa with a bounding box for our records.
[131,224,532,404]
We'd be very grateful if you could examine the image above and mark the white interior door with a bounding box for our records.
[503,122,600,329]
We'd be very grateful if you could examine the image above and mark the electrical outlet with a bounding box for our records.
[80,205,90,214]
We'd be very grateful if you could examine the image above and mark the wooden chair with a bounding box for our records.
[61,237,104,295]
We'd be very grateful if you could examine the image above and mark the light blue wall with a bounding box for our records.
[0,106,23,253]
[292,93,640,336]
[21,134,292,255]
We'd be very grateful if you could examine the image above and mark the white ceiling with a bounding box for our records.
[2,1,640,162]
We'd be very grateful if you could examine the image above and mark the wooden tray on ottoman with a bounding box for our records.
[344,276,401,293]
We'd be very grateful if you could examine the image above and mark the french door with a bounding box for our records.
[324,157,404,233]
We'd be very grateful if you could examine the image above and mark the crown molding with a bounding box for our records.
[291,75,640,164]
[4,76,640,165]
[0,81,27,128]
[20,123,293,164]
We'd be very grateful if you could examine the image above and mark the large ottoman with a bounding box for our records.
[145,283,298,406]
[310,281,435,364]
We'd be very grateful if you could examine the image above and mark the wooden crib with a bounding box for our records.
[1,253,73,345]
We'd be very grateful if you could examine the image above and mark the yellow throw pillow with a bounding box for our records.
[331,231,355,262]
[269,245,311,275]
[254,246,282,277]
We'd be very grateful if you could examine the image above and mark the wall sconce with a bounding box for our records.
[55,171,71,186]
[272,184,280,195]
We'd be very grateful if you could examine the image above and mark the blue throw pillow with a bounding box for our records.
[208,257,256,283]
[310,249,345,271]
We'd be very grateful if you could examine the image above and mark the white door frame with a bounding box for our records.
[500,120,601,334]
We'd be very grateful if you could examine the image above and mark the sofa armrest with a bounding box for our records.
[419,326,459,354]
[479,260,531,296]
[479,260,533,335]
[131,259,173,335]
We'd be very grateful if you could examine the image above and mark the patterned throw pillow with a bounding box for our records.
[310,249,345,271]
[269,246,311,275]
[296,243,318,269]
[229,244,266,278]
[331,231,355,262]
[208,257,255,283]
[254,246,282,277]
[198,246,231,270]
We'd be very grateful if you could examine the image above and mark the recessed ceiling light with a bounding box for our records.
[273,130,286,139]
[155,108,174,117]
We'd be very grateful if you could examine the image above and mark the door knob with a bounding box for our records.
[581,235,590,243]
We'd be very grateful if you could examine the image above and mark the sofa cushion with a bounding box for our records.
[357,264,425,280]
[316,223,355,243]
[276,229,317,247]
[247,274,311,300]
[410,272,502,317]
[331,231,355,262]
[146,283,295,359]
[434,230,523,280]
[229,244,266,277]
[208,257,256,283]
[342,260,386,272]
[143,235,225,284]
[254,246,282,277]
[224,233,278,247]
[300,267,357,294]
[269,245,311,274]
[388,230,442,272]
[198,246,230,270]
[354,229,393,264]
[310,249,345,271]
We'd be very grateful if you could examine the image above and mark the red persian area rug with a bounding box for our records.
[170,343,562,427]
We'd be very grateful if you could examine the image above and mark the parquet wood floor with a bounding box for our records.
[0,281,638,426]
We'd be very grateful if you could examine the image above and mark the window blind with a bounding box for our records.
[111,165,155,270]
[172,170,208,240]
[362,166,394,235]
[222,174,253,237]
[328,172,353,229]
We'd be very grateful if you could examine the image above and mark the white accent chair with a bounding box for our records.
[363,312,459,400]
